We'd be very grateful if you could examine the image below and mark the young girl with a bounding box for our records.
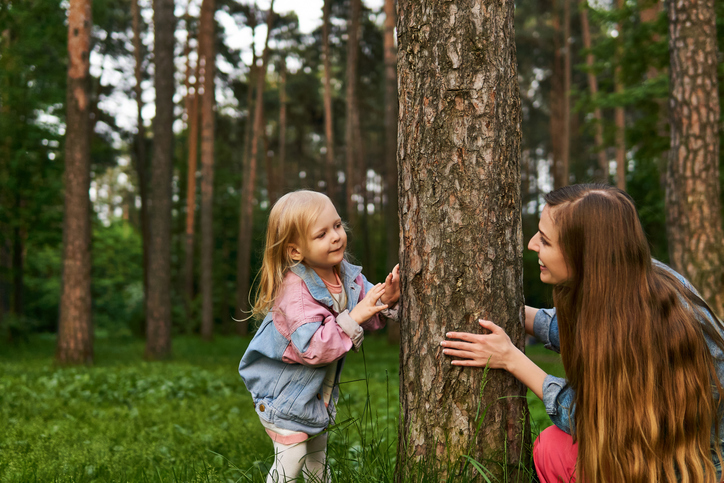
[239,190,400,483]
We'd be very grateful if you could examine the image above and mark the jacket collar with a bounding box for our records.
[289,259,362,307]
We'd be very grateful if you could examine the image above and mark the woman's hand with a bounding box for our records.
[381,264,400,306]
[440,319,516,370]
[349,283,387,325]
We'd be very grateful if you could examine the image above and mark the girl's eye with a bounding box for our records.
[335,223,342,229]
[317,232,325,239]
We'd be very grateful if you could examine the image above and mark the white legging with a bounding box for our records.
[266,432,329,483]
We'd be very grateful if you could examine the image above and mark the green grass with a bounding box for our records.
[0,334,563,482]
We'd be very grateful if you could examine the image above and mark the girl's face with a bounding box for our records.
[527,205,570,285]
[289,199,347,278]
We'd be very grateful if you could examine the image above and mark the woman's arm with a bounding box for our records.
[441,319,547,399]
[525,305,539,337]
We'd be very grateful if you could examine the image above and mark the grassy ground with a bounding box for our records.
[0,334,563,482]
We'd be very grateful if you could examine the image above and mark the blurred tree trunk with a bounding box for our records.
[182,11,199,329]
[236,1,274,330]
[561,0,571,184]
[665,0,723,316]
[145,0,175,360]
[277,57,287,201]
[396,0,528,479]
[345,0,360,227]
[57,0,93,365]
[580,0,608,183]
[322,0,336,201]
[550,0,566,189]
[131,0,150,321]
[614,0,626,190]
[384,0,400,344]
[199,0,216,341]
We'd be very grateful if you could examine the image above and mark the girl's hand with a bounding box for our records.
[349,283,387,325]
[440,319,515,370]
[381,264,400,306]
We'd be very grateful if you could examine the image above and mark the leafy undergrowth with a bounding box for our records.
[0,334,562,482]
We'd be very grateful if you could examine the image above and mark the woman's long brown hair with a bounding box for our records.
[546,184,724,483]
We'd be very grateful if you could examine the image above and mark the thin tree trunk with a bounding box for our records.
[145,0,175,360]
[277,57,287,201]
[322,0,336,200]
[550,0,565,189]
[580,0,608,182]
[345,0,361,227]
[131,0,150,318]
[396,0,528,479]
[665,0,723,316]
[614,0,626,190]
[57,0,93,365]
[562,0,571,185]
[199,0,216,341]
[384,0,400,344]
[236,1,274,327]
[183,46,199,330]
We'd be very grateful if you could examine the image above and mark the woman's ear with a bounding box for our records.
[288,244,303,262]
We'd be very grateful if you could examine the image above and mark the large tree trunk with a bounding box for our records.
[145,0,175,360]
[345,0,361,226]
[396,0,528,480]
[57,0,93,365]
[236,1,274,329]
[322,0,336,201]
[384,0,400,345]
[199,0,216,341]
[183,31,199,329]
[580,0,608,182]
[614,0,626,190]
[665,0,723,316]
[131,0,150,323]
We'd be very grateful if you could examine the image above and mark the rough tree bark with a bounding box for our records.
[199,0,216,341]
[236,1,274,327]
[322,0,336,201]
[145,0,175,360]
[57,0,93,365]
[665,0,723,317]
[396,0,528,480]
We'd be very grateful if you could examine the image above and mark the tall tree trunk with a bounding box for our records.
[131,0,150,319]
[236,1,274,329]
[57,0,93,365]
[145,0,175,360]
[183,34,199,329]
[561,0,571,184]
[396,0,528,479]
[345,0,361,227]
[580,0,608,182]
[550,0,565,189]
[199,0,216,341]
[665,0,723,316]
[614,0,626,190]
[322,0,336,201]
[384,0,400,345]
[277,57,287,202]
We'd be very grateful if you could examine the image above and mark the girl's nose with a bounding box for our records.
[527,233,539,252]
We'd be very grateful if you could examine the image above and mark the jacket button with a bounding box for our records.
[317,393,321,400]
[259,404,265,412]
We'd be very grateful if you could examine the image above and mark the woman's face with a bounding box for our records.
[528,205,571,285]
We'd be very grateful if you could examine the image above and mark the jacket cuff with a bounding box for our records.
[336,310,364,350]
[533,308,559,353]
[377,299,399,320]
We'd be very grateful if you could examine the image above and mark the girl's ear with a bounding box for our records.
[288,244,303,262]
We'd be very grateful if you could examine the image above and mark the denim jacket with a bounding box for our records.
[533,260,724,458]
[238,260,386,435]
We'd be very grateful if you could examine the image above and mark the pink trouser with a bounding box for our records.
[533,425,577,483]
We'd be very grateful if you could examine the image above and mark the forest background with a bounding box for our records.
[1,0,723,371]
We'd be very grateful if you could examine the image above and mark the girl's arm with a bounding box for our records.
[441,319,547,399]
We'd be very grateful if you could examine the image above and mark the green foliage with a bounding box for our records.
[0,334,562,482]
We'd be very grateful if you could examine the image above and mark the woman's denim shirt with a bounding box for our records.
[238,260,386,435]
[533,260,724,458]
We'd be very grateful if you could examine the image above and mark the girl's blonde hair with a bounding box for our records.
[251,190,343,320]
[547,184,724,483]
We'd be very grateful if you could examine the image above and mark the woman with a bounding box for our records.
[441,184,724,483]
